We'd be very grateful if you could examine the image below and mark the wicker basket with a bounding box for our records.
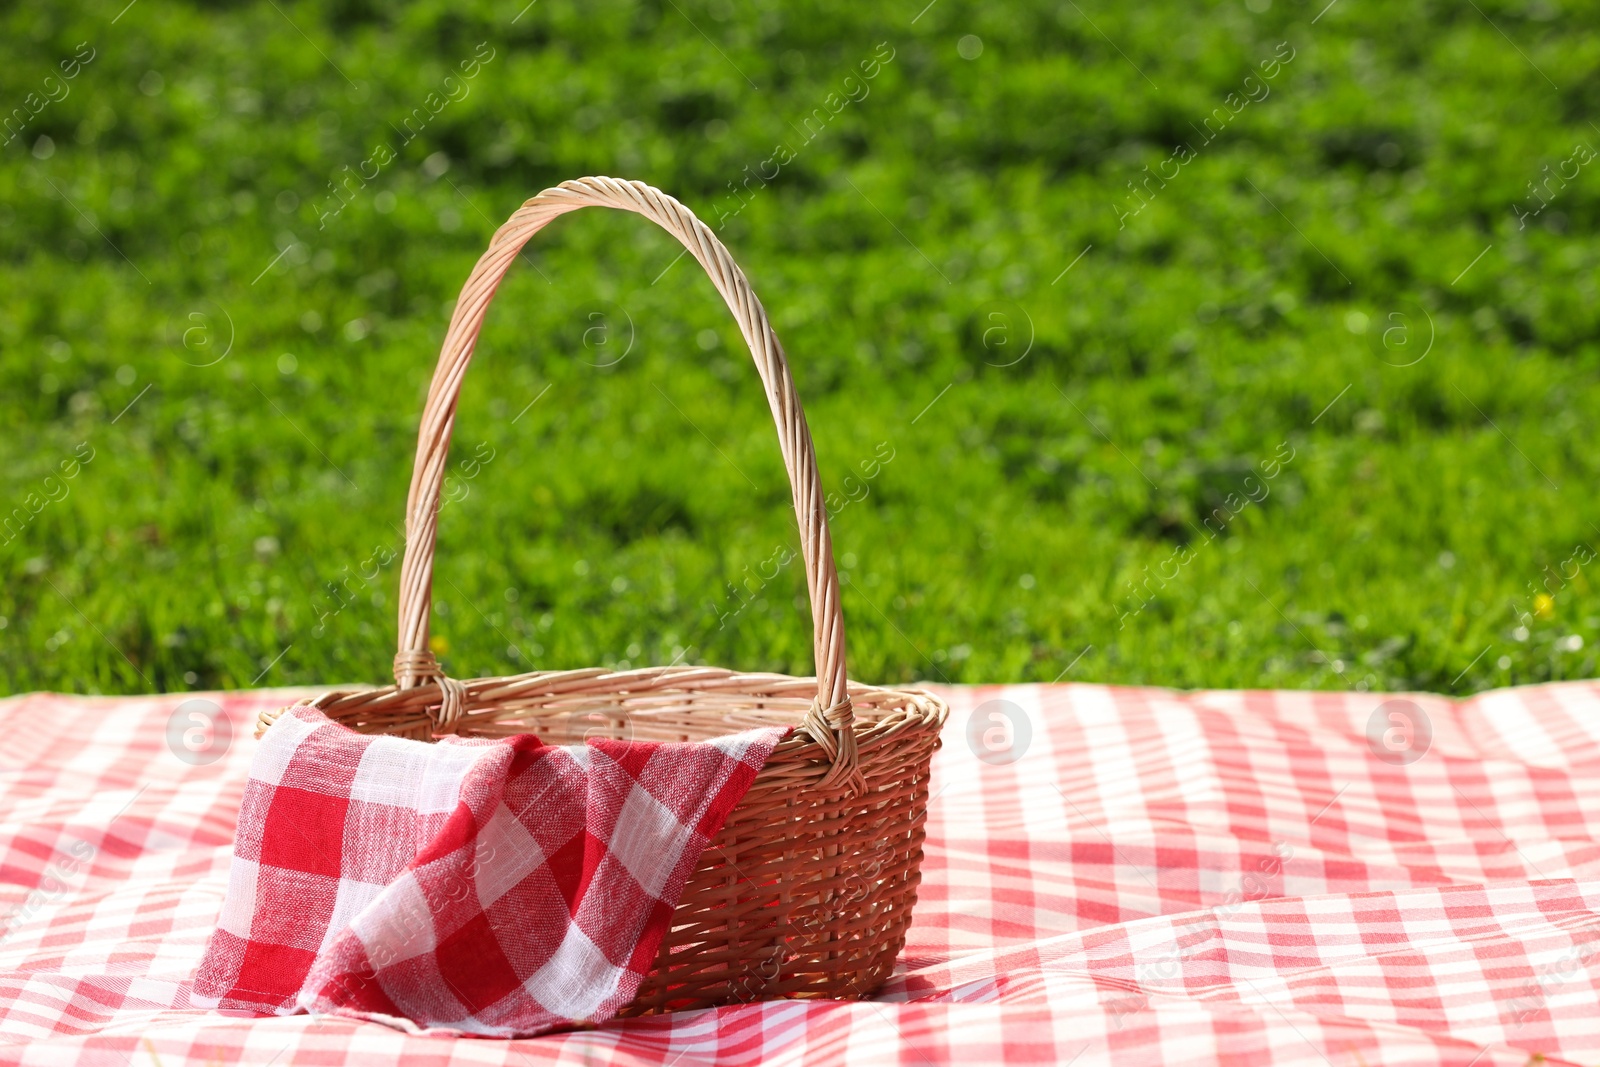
[262,176,948,1015]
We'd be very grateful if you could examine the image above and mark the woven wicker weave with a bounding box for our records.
[261,177,948,1014]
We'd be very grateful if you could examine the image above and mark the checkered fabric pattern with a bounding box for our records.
[192,704,786,1037]
[4,681,1600,1065]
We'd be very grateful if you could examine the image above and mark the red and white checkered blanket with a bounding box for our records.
[4,681,1600,1065]
[193,704,787,1037]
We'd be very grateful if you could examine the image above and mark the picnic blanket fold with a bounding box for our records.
[191,703,788,1037]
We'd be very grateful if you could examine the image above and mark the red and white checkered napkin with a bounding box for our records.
[191,703,787,1037]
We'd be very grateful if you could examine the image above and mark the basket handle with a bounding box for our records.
[393,177,859,785]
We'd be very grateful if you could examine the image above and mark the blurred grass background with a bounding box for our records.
[1,0,1596,697]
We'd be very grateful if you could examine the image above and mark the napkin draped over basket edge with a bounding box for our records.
[192,703,789,1038]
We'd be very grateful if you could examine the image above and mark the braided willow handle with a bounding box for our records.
[393,177,858,782]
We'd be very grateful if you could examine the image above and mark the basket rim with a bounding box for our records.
[257,666,949,757]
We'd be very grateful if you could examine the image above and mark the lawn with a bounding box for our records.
[1,0,1596,698]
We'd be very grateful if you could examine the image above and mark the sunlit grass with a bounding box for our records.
[1,0,1595,697]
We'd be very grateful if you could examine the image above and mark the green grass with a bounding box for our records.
[2,0,1597,698]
